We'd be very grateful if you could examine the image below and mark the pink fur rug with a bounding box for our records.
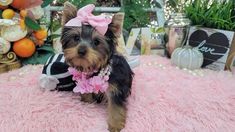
[0,56,235,132]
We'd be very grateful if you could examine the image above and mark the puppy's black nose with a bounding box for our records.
[77,45,87,56]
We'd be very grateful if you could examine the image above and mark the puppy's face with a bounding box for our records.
[61,2,123,72]
[61,25,111,72]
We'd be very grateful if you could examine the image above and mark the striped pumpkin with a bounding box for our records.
[171,45,203,70]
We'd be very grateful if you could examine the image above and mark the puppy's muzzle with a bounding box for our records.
[77,45,87,57]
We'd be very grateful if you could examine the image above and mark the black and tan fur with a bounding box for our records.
[60,2,133,132]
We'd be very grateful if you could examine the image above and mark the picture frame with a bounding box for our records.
[186,26,235,71]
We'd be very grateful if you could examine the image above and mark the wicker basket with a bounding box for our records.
[7,60,22,71]
[0,64,8,73]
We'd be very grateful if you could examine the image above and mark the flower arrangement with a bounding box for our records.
[0,0,55,68]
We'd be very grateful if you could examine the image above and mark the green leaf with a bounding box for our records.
[37,52,54,64]
[25,17,41,31]
[37,45,55,53]
[0,10,2,19]
[41,0,54,8]
[47,34,61,41]
[155,27,165,33]
[22,52,39,65]
[166,0,178,9]
[22,51,54,65]
[77,0,96,8]
[151,1,162,9]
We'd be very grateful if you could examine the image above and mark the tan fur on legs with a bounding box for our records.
[107,84,126,132]
[107,101,126,132]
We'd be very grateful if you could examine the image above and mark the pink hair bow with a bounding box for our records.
[65,4,112,35]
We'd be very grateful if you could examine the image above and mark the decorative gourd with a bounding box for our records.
[171,45,203,70]
[0,37,11,54]
[1,24,27,42]
[11,0,42,10]
[10,0,25,9]
[0,19,16,26]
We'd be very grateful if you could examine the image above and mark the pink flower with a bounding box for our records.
[68,67,82,80]
[81,80,93,93]
[73,85,82,93]
[89,76,108,94]
[68,67,109,94]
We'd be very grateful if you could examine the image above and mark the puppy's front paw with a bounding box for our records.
[108,124,123,132]
[107,106,126,132]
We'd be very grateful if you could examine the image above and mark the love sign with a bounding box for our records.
[186,27,235,71]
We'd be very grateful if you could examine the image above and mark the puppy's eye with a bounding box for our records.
[94,39,100,46]
[74,35,80,41]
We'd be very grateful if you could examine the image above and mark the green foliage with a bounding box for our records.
[166,0,178,11]
[0,10,2,19]
[122,0,162,31]
[45,34,61,44]
[185,0,235,31]
[151,27,165,33]
[122,3,148,31]
[51,18,61,32]
[167,0,235,31]
[25,17,41,31]
[41,0,54,8]
[53,0,161,31]
[57,0,96,8]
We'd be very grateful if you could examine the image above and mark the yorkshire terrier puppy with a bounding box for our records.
[61,2,133,132]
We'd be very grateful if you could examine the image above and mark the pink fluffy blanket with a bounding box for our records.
[0,56,235,132]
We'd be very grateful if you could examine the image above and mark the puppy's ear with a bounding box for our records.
[109,12,124,38]
[62,2,77,26]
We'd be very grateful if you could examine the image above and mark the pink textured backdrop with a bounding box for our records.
[0,56,235,132]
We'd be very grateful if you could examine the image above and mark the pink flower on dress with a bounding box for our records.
[89,76,108,94]
[69,67,109,94]
[68,67,82,80]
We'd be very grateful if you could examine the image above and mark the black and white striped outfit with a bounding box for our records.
[39,54,75,91]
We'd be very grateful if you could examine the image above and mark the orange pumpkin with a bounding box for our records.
[13,38,36,58]
[11,0,42,9]
[11,0,26,9]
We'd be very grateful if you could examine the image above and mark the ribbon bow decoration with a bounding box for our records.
[65,4,112,35]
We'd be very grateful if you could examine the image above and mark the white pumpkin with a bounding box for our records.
[0,19,16,26]
[0,37,11,54]
[0,0,13,6]
[1,24,27,42]
[171,45,203,70]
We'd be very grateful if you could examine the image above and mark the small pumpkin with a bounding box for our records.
[1,24,27,42]
[171,45,203,70]
[0,37,11,54]
[0,19,16,26]
[11,0,25,9]
[11,0,42,9]
[13,38,36,58]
